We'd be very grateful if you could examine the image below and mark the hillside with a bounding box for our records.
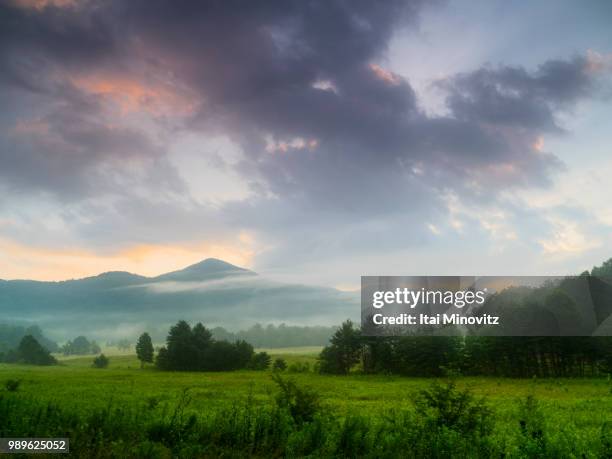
[0,259,358,341]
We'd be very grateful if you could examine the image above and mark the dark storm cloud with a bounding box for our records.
[0,81,184,197]
[0,0,184,198]
[440,56,595,132]
[0,1,117,90]
[99,0,599,210]
[0,0,606,229]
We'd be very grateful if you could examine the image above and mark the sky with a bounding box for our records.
[0,0,611,289]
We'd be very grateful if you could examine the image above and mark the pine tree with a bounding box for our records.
[319,320,361,374]
[17,335,56,365]
[135,332,154,368]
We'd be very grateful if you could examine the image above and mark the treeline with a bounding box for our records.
[320,321,612,377]
[318,259,612,377]
[0,324,58,354]
[209,323,336,348]
[155,321,271,371]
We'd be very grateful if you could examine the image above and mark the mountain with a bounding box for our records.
[0,259,357,341]
[154,258,254,282]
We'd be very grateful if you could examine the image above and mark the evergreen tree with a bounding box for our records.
[592,258,612,278]
[393,336,462,377]
[319,320,361,374]
[155,320,254,371]
[17,335,56,365]
[192,323,213,349]
[165,320,196,371]
[135,332,154,368]
[248,351,271,370]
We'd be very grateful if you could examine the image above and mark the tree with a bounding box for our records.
[155,346,170,370]
[0,324,58,354]
[319,320,362,374]
[232,340,255,369]
[393,336,462,377]
[192,323,213,349]
[248,351,271,370]
[592,258,612,279]
[91,341,101,354]
[135,332,154,368]
[17,335,56,365]
[163,320,196,371]
[93,354,109,368]
[62,336,99,355]
[116,339,131,351]
[155,320,255,372]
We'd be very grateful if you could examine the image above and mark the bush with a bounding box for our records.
[413,381,493,437]
[272,374,320,425]
[5,379,21,392]
[93,354,109,368]
[334,415,371,457]
[248,352,271,370]
[517,395,547,456]
[273,358,287,372]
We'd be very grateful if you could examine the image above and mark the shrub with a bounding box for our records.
[5,379,21,392]
[272,374,320,425]
[273,358,287,372]
[517,394,547,456]
[334,415,371,457]
[93,354,109,368]
[413,381,493,437]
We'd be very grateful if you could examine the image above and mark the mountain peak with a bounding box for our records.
[185,258,244,270]
[154,258,254,281]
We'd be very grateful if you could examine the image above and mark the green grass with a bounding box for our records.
[2,349,612,457]
[2,350,612,421]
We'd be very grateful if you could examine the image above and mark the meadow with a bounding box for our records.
[2,348,612,457]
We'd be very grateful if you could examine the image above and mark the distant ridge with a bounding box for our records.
[0,258,253,283]
[0,257,357,339]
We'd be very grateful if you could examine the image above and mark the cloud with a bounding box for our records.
[0,0,610,281]
[439,56,595,132]
[538,218,602,256]
[0,0,603,203]
[0,90,184,197]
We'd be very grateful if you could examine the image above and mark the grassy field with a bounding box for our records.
[2,348,612,457]
[2,354,612,419]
